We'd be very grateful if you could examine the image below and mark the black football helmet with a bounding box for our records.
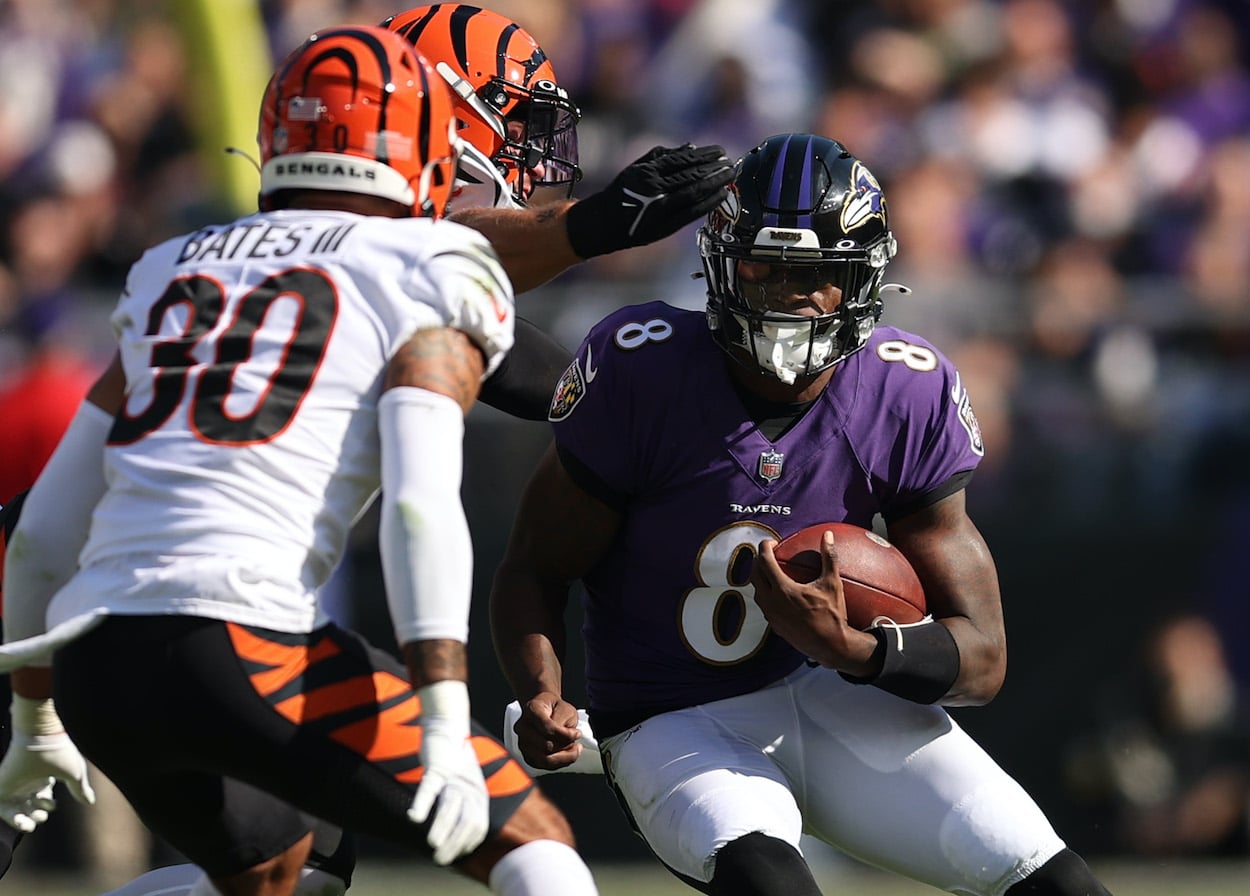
[699,133,897,383]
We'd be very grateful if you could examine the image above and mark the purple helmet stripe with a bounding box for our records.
[797,135,814,230]
[764,134,790,228]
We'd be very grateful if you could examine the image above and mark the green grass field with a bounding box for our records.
[8,858,1250,895]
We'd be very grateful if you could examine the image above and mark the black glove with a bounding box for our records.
[565,143,733,259]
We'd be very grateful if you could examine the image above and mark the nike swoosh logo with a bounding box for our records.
[584,344,598,382]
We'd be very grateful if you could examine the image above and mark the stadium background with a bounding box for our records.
[2,0,1250,891]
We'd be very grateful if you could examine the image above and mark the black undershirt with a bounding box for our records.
[732,380,816,441]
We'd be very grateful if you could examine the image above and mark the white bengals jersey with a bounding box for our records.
[48,209,514,635]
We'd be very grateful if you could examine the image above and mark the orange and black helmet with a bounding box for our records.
[258,25,461,218]
[382,5,581,202]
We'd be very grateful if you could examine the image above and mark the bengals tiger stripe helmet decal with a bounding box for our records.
[258,25,460,218]
[382,5,581,203]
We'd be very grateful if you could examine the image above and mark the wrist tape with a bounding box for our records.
[840,618,960,704]
[12,696,65,737]
[417,680,472,740]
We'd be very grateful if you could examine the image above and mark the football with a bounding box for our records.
[772,522,927,630]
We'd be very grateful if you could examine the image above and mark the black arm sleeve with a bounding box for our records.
[478,317,572,421]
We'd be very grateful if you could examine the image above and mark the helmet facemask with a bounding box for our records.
[701,229,895,384]
[488,77,581,202]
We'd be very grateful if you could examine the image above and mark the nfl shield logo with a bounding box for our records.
[758,449,784,482]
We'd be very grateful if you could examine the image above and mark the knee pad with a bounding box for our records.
[709,833,822,896]
[1005,848,1111,896]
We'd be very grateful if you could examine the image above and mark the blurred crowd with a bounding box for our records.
[1064,612,1250,858]
[3,0,1250,510]
[3,0,1250,879]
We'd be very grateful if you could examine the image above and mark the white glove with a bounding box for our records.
[408,681,489,865]
[0,696,96,832]
[502,701,604,775]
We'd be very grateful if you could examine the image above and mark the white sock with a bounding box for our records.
[487,839,599,896]
[98,864,346,896]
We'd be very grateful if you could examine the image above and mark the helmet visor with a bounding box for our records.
[707,248,879,317]
[492,78,582,195]
[735,260,871,313]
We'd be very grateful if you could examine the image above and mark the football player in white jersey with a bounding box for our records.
[0,8,728,893]
[0,25,598,896]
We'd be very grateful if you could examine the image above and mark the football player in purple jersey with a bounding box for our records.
[491,134,1112,896]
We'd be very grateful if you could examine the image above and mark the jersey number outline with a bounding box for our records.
[679,521,780,665]
[109,269,339,446]
[876,338,938,372]
[613,318,674,350]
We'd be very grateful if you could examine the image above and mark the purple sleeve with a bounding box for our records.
[859,327,985,514]
[548,303,671,500]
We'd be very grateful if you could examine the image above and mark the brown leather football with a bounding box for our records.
[774,522,927,630]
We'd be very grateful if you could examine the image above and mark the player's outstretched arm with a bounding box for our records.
[452,143,733,293]
[450,202,579,294]
[566,143,734,258]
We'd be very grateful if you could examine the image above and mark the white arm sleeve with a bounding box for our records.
[378,386,472,646]
[4,401,112,646]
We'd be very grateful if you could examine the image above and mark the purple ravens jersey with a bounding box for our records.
[549,302,984,723]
